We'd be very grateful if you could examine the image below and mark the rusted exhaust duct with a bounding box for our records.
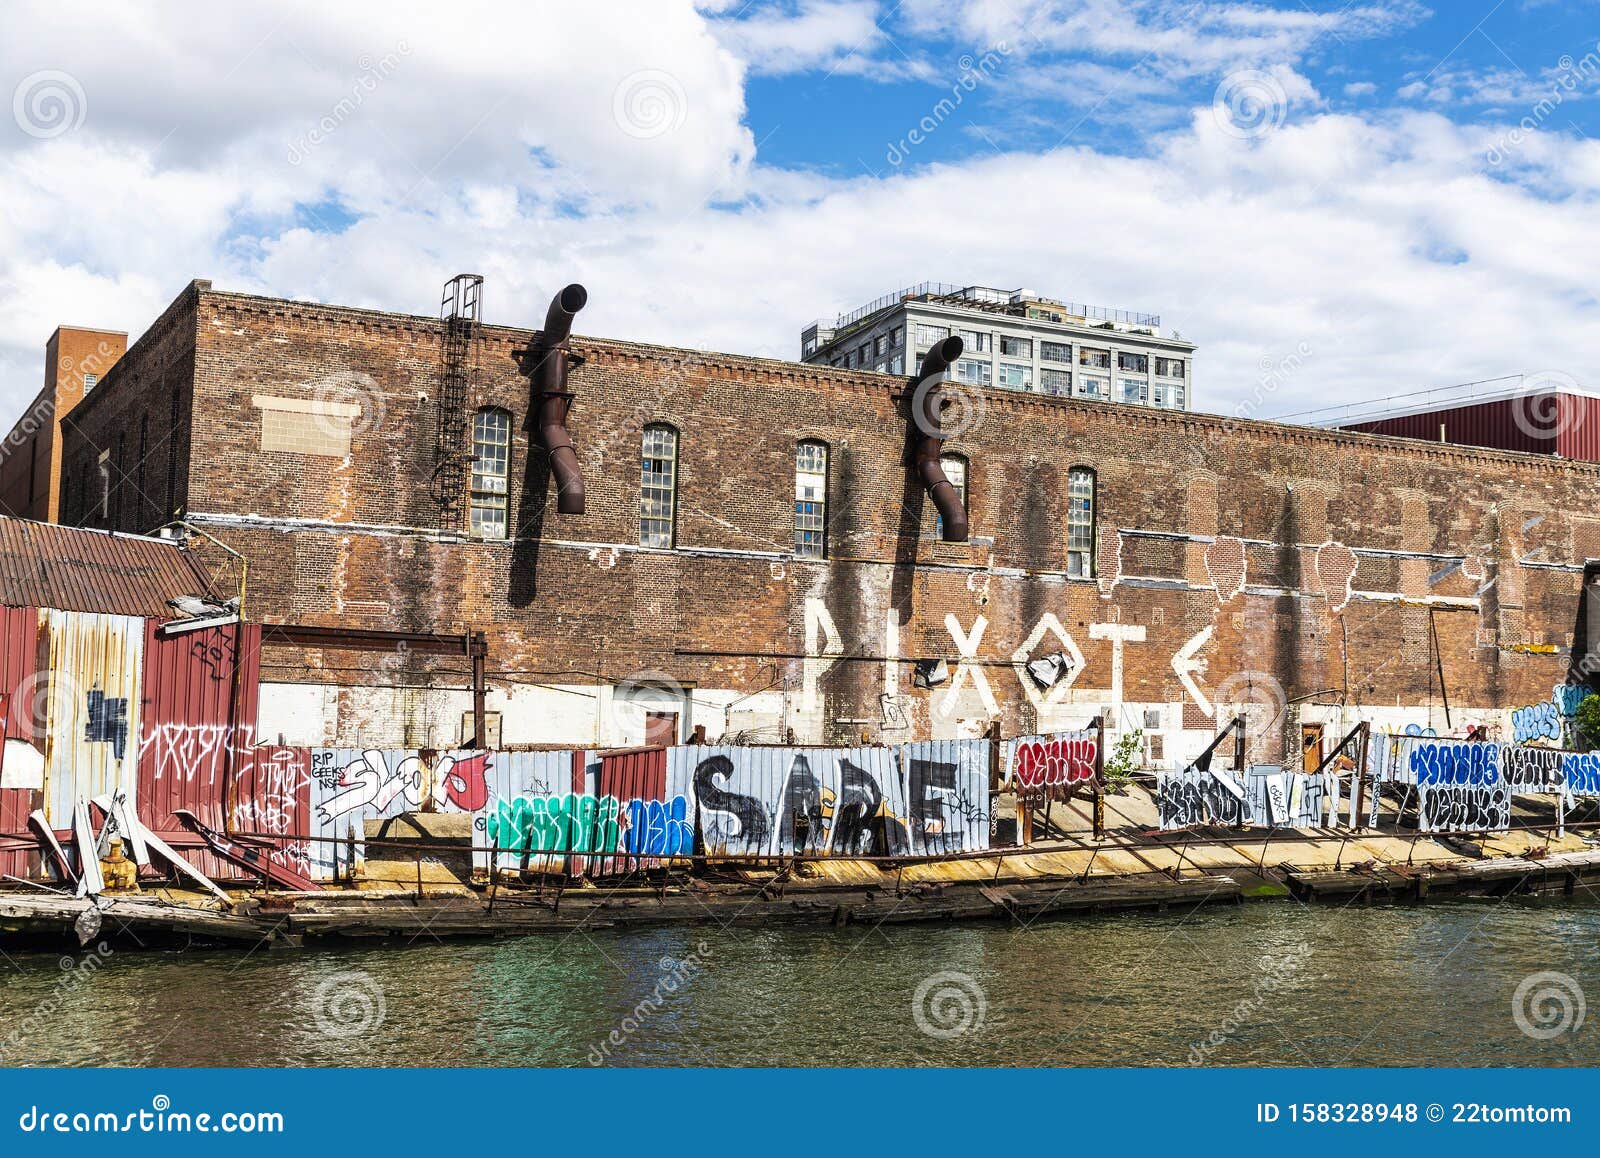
[516,283,589,514]
[908,334,968,542]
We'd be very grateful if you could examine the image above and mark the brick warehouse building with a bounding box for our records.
[25,277,1600,764]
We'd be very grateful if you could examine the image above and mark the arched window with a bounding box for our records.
[1067,466,1096,578]
[640,424,678,548]
[935,452,968,537]
[470,408,512,538]
[794,440,829,558]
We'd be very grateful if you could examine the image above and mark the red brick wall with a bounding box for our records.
[58,286,1600,753]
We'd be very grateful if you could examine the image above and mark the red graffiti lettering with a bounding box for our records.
[1014,737,1097,790]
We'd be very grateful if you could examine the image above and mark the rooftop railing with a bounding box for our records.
[828,281,1161,333]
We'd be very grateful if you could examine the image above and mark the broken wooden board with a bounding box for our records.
[135,821,233,907]
[72,798,104,898]
[28,810,75,886]
[173,808,319,893]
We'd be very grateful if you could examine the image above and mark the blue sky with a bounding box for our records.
[2,0,1599,421]
[737,2,1598,175]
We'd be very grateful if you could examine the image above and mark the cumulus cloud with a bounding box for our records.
[3,0,1600,433]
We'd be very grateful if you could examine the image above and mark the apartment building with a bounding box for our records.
[801,282,1195,410]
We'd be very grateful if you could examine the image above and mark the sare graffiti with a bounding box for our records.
[673,741,990,859]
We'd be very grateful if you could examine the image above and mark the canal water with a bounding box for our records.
[3,902,1598,1067]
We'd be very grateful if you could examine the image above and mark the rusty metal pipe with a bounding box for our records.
[908,335,967,542]
[525,283,588,515]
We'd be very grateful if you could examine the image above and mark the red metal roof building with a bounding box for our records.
[1313,374,1600,462]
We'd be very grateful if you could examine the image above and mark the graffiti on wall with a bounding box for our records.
[1008,732,1097,794]
[802,600,1237,722]
[1409,741,1510,833]
[1512,683,1590,746]
[231,746,312,877]
[1156,767,1329,830]
[1562,752,1600,797]
[674,740,990,859]
[1504,745,1562,792]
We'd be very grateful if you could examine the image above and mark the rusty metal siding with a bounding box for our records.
[231,745,313,883]
[0,519,221,616]
[137,620,262,878]
[0,605,43,877]
[42,610,144,828]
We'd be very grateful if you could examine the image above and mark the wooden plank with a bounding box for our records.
[72,799,104,898]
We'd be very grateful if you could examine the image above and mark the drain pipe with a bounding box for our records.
[518,284,589,515]
[908,335,968,542]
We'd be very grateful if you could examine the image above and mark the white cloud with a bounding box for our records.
[1344,81,1378,97]
[4,0,1600,436]
[708,0,892,77]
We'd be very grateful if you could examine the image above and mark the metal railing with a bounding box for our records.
[827,281,1161,335]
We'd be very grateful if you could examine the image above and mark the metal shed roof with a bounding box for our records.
[0,517,220,617]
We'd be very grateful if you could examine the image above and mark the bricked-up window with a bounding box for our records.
[936,453,967,537]
[113,431,125,530]
[1067,466,1096,578]
[640,424,678,548]
[136,414,148,530]
[166,388,180,517]
[470,408,511,539]
[795,441,828,559]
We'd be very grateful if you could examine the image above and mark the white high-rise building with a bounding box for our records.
[801,282,1194,411]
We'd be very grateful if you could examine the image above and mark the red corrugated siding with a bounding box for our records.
[136,620,262,879]
[1343,395,1587,458]
[1557,395,1600,462]
[231,745,313,884]
[0,605,41,878]
[596,746,669,875]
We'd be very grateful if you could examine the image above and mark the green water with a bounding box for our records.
[3,903,1598,1066]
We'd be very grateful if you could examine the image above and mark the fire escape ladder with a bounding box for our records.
[433,274,484,530]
